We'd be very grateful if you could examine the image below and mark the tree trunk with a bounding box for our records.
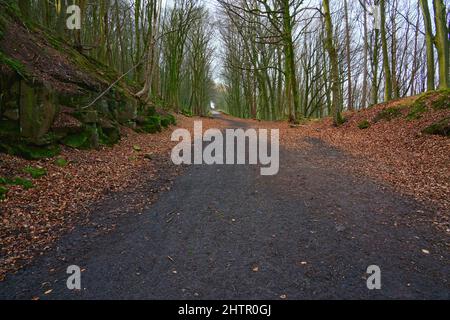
[361,0,369,108]
[433,0,449,89]
[323,0,343,126]
[380,0,392,101]
[420,0,436,91]
[344,0,353,110]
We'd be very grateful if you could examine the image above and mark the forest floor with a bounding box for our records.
[0,109,449,299]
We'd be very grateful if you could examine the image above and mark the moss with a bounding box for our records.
[374,107,402,122]
[0,119,20,136]
[358,120,371,130]
[61,126,99,149]
[0,51,27,79]
[61,131,89,149]
[54,157,68,167]
[139,116,162,134]
[23,166,47,179]
[335,113,347,126]
[98,126,121,146]
[161,114,176,128]
[7,177,34,190]
[182,109,193,117]
[422,117,450,137]
[0,141,60,160]
[161,118,171,128]
[407,102,428,120]
[404,90,450,120]
[0,185,8,200]
[430,89,450,110]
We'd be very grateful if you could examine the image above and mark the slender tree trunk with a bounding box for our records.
[18,0,30,19]
[420,0,436,91]
[390,0,399,98]
[135,0,142,81]
[344,0,353,110]
[372,27,380,105]
[323,0,343,126]
[433,0,449,89]
[361,0,369,108]
[282,0,300,122]
[380,0,392,101]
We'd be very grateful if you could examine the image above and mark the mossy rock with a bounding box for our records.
[0,141,60,160]
[138,116,162,134]
[23,166,47,179]
[405,90,450,121]
[117,100,139,124]
[145,106,158,117]
[0,119,20,137]
[61,131,89,149]
[61,125,99,149]
[430,89,450,110]
[407,101,428,120]
[161,114,176,128]
[422,117,450,137]
[19,81,59,143]
[0,51,27,78]
[358,120,371,130]
[99,126,121,146]
[374,107,402,122]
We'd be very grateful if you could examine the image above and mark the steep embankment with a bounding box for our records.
[0,2,175,160]
[0,2,179,279]
[279,90,450,230]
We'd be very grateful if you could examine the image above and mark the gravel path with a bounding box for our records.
[0,115,448,300]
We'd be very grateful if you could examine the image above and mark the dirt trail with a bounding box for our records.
[0,115,448,300]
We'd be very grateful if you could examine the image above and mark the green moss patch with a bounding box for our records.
[408,90,450,118]
[61,126,98,149]
[407,101,428,120]
[0,185,8,200]
[422,117,450,137]
[0,51,27,79]
[430,89,450,110]
[161,114,177,128]
[5,177,34,190]
[182,109,193,117]
[0,142,60,160]
[61,131,89,149]
[358,120,371,130]
[139,116,162,134]
[99,126,121,146]
[23,166,47,179]
[54,157,68,167]
[374,107,402,123]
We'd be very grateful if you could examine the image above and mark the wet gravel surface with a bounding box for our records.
[0,116,448,300]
